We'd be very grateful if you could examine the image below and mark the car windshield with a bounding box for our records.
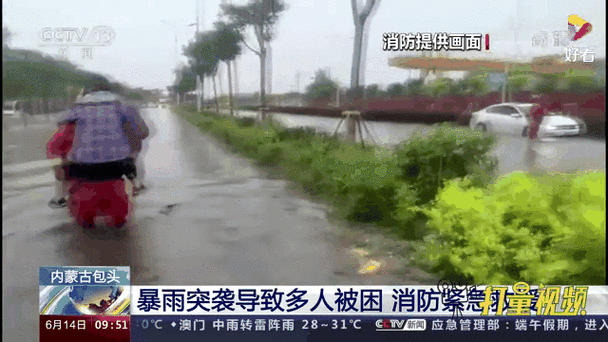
[515,104,562,116]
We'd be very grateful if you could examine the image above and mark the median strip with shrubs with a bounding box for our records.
[178,107,606,285]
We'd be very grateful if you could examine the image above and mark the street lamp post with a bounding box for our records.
[162,20,198,106]
[161,20,180,104]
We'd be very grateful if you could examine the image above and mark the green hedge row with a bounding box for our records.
[178,108,605,285]
[419,172,605,285]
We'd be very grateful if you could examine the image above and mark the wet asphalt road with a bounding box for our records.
[3,108,434,341]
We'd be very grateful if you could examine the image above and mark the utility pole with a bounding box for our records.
[174,32,179,105]
[196,0,203,112]
[161,20,181,105]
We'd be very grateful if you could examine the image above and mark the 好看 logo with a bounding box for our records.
[568,15,592,41]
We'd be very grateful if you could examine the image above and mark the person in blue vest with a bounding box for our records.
[48,77,149,228]
[48,81,149,209]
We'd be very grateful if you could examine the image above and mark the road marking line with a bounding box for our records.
[3,160,56,174]
[3,172,55,190]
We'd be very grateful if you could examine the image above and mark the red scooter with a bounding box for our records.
[47,122,134,229]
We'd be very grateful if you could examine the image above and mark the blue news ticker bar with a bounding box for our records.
[130,315,608,342]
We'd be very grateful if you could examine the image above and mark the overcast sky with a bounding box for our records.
[3,0,605,96]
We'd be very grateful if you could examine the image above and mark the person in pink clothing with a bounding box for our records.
[525,97,561,169]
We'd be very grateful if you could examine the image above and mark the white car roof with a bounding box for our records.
[490,102,534,106]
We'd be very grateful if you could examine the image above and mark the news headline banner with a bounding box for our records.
[131,285,608,316]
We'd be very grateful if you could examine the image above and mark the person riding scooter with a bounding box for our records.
[48,85,149,208]
[47,78,149,228]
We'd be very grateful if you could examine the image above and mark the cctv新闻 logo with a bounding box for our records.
[39,26,115,46]
[375,319,426,331]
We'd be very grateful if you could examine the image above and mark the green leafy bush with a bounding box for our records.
[235,117,256,127]
[394,123,498,205]
[534,74,560,93]
[276,127,318,142]
[196,119,214,129]
[404,79,424,96]
[306,69,338,99]
[508,75,530,93]
[323,146,401,224]
[420,172,606,285]
[423,78,454,97]
[387,83,406,96]
[392,183,427,239]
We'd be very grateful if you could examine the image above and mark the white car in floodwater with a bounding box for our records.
[470,102,587,137]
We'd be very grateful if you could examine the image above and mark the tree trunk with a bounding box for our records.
[218,65,224,101]
[212,74,220,114]
[196,75,202,112]
[350,23,364,91]
[201,76,205,110]
[349,0,378,107]
[233,59,239,115]
[259,48,267,119]
[227,61,234,117]
[349,22,365,106]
